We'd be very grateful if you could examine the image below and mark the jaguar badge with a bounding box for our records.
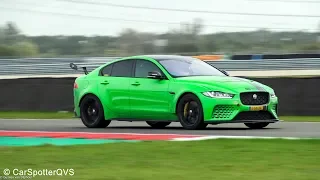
[253,94,257,99]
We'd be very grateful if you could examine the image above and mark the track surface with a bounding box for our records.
[1,119,320,138]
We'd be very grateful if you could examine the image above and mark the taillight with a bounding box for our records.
[74,82,78,89]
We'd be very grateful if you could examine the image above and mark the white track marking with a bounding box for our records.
[171,135,317,141]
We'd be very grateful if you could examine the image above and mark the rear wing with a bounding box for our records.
[69,63,88,75]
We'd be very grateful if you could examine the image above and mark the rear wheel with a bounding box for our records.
[80,94,111,128]
[146,121,171,129]
[177,93,208,130]
[244,122,269,129]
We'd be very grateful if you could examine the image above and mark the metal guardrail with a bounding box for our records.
[0,57,320,76]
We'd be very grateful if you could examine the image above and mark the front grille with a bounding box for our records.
[212,105,237,120]
[233,111,275,121]
[240,92,269,105]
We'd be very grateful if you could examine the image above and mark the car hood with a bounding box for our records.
[175,76,274,93]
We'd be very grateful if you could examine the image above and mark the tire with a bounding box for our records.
[177,93,208,130]
[146,121,171,129]
[244,122,269,129]
[80,94,111,128]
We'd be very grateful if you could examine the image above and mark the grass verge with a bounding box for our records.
[0,111,319,122]
[0,139,319,180]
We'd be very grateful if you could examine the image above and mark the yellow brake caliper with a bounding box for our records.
[184,102,189,117]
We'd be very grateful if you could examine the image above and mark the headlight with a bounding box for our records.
[202,91,234,99]
[270,93,276,98]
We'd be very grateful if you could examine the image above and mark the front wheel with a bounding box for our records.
[244,122,269,129]
[146,121,171,129]
[80,95,111,128]
[177,93,208,130]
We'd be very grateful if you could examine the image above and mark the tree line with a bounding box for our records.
[0,20,319,58]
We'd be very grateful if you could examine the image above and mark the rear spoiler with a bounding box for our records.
[69,63,88,75]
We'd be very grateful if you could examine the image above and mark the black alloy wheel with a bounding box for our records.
[80,95,111,128]
[177,94,208,130]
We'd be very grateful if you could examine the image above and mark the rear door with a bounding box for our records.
[98,60,134,117]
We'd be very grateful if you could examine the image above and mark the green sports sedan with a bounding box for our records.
[72,55,279,130]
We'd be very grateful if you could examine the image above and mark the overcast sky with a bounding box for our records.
[0,0,319,36]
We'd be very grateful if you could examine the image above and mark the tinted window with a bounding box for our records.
[110,60,134,77]
[158,57,225,77]
[135,60,162,78]
[101,64,113,76]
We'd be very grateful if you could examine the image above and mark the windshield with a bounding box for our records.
[158,57,226,77]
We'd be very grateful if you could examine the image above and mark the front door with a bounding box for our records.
[129,59,171,120]
[98,60,134,117]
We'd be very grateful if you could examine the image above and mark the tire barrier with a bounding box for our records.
[230,53,320,60]
[0,77,319,116]
[251,54,263,60]
[263,53,320,59]
[231,55,253,60]
[192,55,224,61]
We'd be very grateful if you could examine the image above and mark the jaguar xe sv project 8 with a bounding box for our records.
[72,55,279,130]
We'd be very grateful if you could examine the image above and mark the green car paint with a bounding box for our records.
[72,55,279,129]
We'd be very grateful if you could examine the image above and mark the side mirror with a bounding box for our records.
[147,71,163,79]
[221,70,229,76]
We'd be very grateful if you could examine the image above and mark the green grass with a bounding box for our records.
[0,139,319,180]
[0,111,319,122]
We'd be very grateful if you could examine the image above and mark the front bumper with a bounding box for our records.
[199,92,279,123]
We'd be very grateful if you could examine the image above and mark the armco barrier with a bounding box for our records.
[1,57,320,76]
[0,77,319,116]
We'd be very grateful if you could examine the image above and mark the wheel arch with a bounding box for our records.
[77,92,111,128]
[78,92,100,107]
[78,92,118,120]
[174,92,200,114]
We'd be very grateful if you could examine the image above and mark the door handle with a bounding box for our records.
[100,81,109,85]
[131,82,140,86]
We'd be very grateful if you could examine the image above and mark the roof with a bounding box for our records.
[142,55,197,61]
[112,55,199,63]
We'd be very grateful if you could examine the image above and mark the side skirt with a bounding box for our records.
[107,118,179,122]
[207,119,281,125]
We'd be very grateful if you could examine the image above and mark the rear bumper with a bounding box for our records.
[74,107,80,118]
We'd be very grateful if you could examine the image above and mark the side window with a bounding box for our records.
[101,64,113,76]
[135,60,162,78]
[110,60,134,77]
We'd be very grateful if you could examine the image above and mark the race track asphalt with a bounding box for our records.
[0,119,320,138]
